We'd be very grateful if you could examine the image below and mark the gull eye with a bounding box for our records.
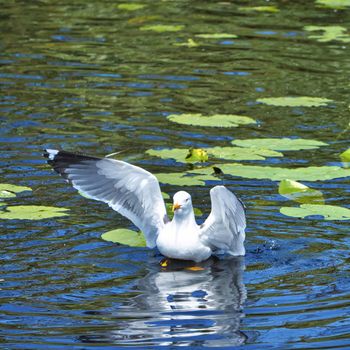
[186,198,190,202]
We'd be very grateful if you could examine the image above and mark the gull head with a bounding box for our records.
[172,191,193,215]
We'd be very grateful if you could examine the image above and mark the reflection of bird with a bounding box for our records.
[108,257,247,347]
[44,149,246,262]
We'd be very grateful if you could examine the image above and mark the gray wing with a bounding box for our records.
[44,149,167,248]
[200,186,246,256]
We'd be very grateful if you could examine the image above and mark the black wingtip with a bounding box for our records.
[43,149,101,179]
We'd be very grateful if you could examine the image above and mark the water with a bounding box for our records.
[1,1,350,348]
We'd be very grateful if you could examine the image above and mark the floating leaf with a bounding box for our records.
[0,184,32,199]
[156,172,215,186]
[147,146,282,163]
[191,164,350,181]
[167,113,256,128]
[340,148,350,168]
[162,192,170,200]
[209,146,282,160]
[147,148,206,163]
[173,39,199,47]
[239,6,279,12]
[140,24,184,32]
[278,179,324,204]
[193,207,203,216]
[280,204,350,221]
[256,96,333,107]
[316,0,350,9]
[305,25,350,43]
[0,191,16,199]
[0,205,69,220]
[195,33,238,39]
[117,3,145,11]
[232,138,328,151]
[101,229,146,247]
[340,148,350,162]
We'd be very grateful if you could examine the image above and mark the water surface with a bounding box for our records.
[1,1,350,348]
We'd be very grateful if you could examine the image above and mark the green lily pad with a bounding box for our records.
[162,192,170,200]
[280,204,350,221]
[340,149,350,168]
[0,191,16,199]
[0,184,32,199]
[140,24,184,32]
[232,138,328,151]
[191,164,350,181]
[239,6,279,12]
[167,113,256,128]
[208,146,282,160]
[279,179,325,204]
[0,205,69,220]
[156,172,215,186]
[101,229,146,247]
[147,146,282,163]
[316,0,350,9]
[305,25,350,43]
[256,96,333,107]
[147,148,208,163]
[340,148,350,162]
[195,33,238,39]
[193,207,203,216]
[117,3,145,11]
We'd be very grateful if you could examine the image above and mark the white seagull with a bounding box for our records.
[44,149,246,262]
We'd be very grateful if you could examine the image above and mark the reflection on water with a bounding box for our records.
[82,258,247,347]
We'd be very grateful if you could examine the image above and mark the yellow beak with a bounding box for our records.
[172,203,181,212]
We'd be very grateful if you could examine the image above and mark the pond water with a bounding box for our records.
[1,1,350,348]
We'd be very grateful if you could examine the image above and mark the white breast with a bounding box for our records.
[156,222,212,262]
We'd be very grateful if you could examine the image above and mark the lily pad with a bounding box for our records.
[195,33,238,39]
[232,138,328,151]
[147,146,282,163]
[278,179,324,204]
[316,0,350,9]
[340,148,350,162]
[140,24,184,32]
[167,113,256,128]
[0,184,32,198]
[191,164,350,181]
[156,172,215,186]
[162,192,170,200]
[340,149,350,168]
[101,229,146,247]
[239,6,279,12]
[147,148,205,163]
[209,146,282,160]
[305,25,350,43]
[0,205,69,220]
[0,191,16,199]
[280,204,350,221]
[256,96,333,107]
[117,3,145,11]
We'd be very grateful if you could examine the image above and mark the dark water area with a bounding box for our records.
[1,1,350,348]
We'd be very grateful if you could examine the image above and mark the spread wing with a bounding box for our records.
[44,149,168,248]
[200,186,246,256]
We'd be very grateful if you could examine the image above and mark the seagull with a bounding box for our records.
[44,149,246,262]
